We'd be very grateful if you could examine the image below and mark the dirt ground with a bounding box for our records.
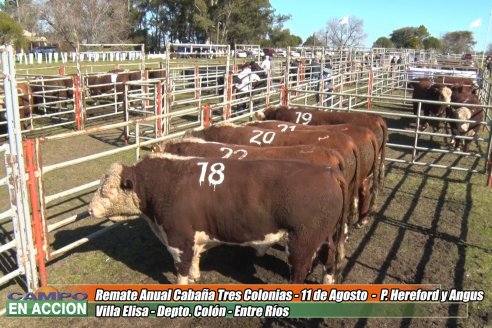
[0,103,491,328]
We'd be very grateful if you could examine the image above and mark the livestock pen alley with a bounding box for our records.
[0,43,491,327]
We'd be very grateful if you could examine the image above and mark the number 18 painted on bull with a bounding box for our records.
[197,162,225,190]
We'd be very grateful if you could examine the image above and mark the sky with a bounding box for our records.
[269,0,492,51]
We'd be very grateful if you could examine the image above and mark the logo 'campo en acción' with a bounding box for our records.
[7,286,88,317]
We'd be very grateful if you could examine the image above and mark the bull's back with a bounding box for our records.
[146,157,343,241]
[163,141,344,171]
[195,126,357,182]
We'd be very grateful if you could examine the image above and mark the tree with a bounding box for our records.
[265,27,301,47]
[372,37,393,48]
[440,31,476,53]
[303,34,322,47]
[40,0,131,48]
[0,0,43,36]
[0,12,29,50]
[390,25,429,48]
[325,16,366,48]
[423,36,441,50]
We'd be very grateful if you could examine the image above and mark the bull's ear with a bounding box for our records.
[121,178,133,190]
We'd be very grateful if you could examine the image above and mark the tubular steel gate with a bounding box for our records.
[0,46,39,315]
[286,68,492,184]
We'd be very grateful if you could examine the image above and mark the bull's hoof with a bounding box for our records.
[322,274,335,284]
[356,219,369,229]
[188,276,199,284]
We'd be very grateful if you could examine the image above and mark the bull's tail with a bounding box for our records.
[368,130,380,214]
[349,140,361,228]
[334,173,348,281]
[378,117,388,189]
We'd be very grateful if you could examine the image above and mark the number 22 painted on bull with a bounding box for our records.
[197,162,225,190]
[295,112,312,125]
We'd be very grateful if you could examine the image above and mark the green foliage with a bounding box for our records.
[0,12,28,50]
[372,37,393,48]
[390,25,429,48]
[423,36,441,50]
[128,0,278,49]
[265,26,301,47]
[303,34,322,47]
[441,31,476,53]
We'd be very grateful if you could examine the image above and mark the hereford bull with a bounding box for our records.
[246,120,379,227]
[255,106,387,188]
[154,138,346,173]
[191,123,361,226]
[446,91,483,152]
[88,153,349,284]
[407,79,452,132]
[432,76,477,93]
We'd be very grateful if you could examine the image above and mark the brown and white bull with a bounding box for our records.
[246,120,379,227]
[255,106,387,188]
[408,79,452,132]
[154,138,346,173]
[88,153,349,284]
[191,124,362,225]
[446,91,483,152]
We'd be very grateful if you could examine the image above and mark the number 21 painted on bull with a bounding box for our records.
[197,162,225,190]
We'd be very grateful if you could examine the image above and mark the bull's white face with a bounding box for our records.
[440,86,452,103]
[88,163,141,221]
[456,107,472,133]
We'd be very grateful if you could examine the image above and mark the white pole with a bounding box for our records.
[481,9,492,67]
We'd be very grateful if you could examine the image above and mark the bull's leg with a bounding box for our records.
[320,236,337,284]
[287,232,324,284]
[168,236,194,285]
[189,253,201,283]
[356,178,371,228]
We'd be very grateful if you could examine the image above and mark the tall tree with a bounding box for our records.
[0,11,29,50]
[423,36,441,50]
[40,0,131,48]
[1,0,43,35]
[303,34,322,47]
[325,16,366,48]
[372,36,393,48]
[440,31,476,53]
[390,25,429,48]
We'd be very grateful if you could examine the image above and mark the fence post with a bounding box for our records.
[194,64,200,100]
[367,68,374,109]
[156,81,163,138]
[23,139,47,287]
[281,86,288,106]
[224,73,233,120]
[59,65,65,75]
[202,104,211,128]
[72,74,83,130]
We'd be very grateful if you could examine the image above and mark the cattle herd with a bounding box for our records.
[408,76,483,152]
[88,106,389,285]
[0,68,167,134]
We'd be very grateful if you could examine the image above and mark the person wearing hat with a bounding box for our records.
[316,64,333,106]
[260,55,271,72]
[233,63,260,115]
